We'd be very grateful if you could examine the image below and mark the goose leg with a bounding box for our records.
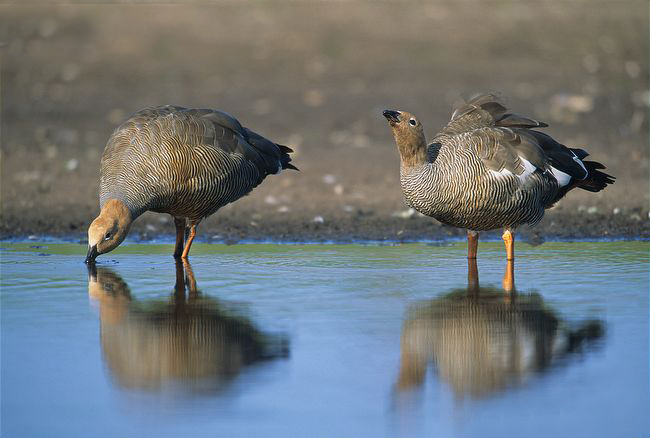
[173,217,186,258]
[467,230,479,259]
[181,223,197,259]
[502,229,514,261]
[502,229,515,292]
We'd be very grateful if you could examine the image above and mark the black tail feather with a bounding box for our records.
[577,161,615,192]
[550,160,614,205]
[278,144,299,171]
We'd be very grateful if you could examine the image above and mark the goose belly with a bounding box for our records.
[401,169,553,231]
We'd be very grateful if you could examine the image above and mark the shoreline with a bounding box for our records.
[3,210,648,244]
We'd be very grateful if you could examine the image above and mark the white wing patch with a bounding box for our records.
[571,151,588,178]
[550,166,572,187]
[488,156,537,183]
[517,157,537,183]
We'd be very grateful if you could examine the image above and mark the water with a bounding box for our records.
[1,242,648,437]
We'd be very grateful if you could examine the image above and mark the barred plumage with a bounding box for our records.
[86,105,297,261]
[88,262,289,390]
[396,283,603,396]
[383,94,614,271]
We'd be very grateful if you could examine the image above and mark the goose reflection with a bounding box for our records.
[87,261,289,392]
[397,259,604,398]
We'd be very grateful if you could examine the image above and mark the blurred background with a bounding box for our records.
[1,1,648,240]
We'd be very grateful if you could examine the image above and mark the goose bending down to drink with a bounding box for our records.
[86,106,297,262]
[382,94,614,264]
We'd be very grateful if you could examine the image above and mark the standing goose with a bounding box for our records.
[383,94,614,264]
[86,105,297,262]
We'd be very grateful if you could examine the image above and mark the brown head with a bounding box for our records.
[85,199,133,263]
[382,109,428,167]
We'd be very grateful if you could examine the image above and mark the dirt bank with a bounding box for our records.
[1,2,648,241]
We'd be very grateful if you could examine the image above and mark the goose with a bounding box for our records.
[85,105,297,262]
[383,94,614,262]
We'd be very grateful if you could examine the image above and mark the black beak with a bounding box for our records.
[85,245,98,264]
[382,109,401,124]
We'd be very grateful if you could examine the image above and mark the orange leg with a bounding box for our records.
[173,217,186,258]
[502,229,515,292]
[181,224,197,259]
[502,229,514,261]
[467,231,479,259]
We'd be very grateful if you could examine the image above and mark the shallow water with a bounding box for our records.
[1,242,648,437]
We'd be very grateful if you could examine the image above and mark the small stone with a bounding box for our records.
[630,213,641,221]
[392,208,416,219]
[343,205,355,213]
[312,216,324,224]
[264,195,278,205]
[587,206,598,214]
[277,205,290,213]
[322,174,336,185]
[333,184,344,195]
[613,207,621,215]
[624,60,641,79]
[145,224,157,232]
[28,235,38,240]
[250,221,259,227]
[61,63,80,82]
[303,89,324,107]
[66,159,79,172]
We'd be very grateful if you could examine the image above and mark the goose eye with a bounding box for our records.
[409,119,417,126]
[104,232,112,240]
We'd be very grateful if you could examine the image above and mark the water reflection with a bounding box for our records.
[87,261,289,392]
[397,260,604,398]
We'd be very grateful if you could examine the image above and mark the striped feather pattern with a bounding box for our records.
[396,95,613,231]
[99,106,295,222]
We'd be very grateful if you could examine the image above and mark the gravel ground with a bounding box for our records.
[1,1,648,242]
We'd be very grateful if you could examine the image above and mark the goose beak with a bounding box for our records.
[85,245,98,264]
[382,109,401,125]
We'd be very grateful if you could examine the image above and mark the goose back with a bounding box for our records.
[99,106,295,220]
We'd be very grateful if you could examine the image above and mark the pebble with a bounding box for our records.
[312,216,324,224]
[66,159,79,172]
[277,205,290,213]
[264,195,278,205]
[624,60,641,79]
[613,207,621,215]
[333,184,344,195]
[392,208,416,219]
[322,174,336,185]
[145,224,157,232]
[587,206,598,214]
